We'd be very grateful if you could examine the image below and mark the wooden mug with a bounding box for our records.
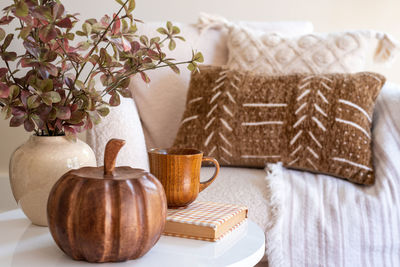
[148,148,220,207]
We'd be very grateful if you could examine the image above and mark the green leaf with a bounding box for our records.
[97,107,110,117]
[82,23,92,35]
[1,106,12,119]
[194,52,204,63]
[115,0,124,4]
[187,63,196,72]
[1,52,17,61]
[27,95,40,109]
[8,85,19,100]
[168,63,180,74]
[175,36,186,41]
[56,106,71,120]
[15,0,29,17]
[172,26,180,34]
[42,91,61,104]
[121,19,129,32]
[0,28,5,42]
[66,32,75,40]
[76,31,86,36]
[2,33,13,50]
[128,0,135,13]
[90,111,101,125]
[139,35,148,46]
[75,80,85,90]
[31,114,44,129]
[150,37,160,44]
[41,94,52,105]
[19,26,31,39]
[166,21,173,33]
[156,27,168,35]
[168,39,176,50]
[41,79,53,92]
[109,92,120,106]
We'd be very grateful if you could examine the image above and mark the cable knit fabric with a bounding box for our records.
[174,65,385,184]
[226,26,399,74]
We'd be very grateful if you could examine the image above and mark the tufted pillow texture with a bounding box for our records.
[173,66,386,185]
[226,25,399,74]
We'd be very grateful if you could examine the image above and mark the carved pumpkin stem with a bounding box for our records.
[104,139,126,176]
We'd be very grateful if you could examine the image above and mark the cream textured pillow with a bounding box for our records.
[173,66,386,185]
[226,26,399,74]
[87,96,149,171]
[130,16,314,150]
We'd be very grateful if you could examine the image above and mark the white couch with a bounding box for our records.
[87,17,314,239]
[87,20,400,266]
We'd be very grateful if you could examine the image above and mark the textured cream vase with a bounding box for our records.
[9,136,97,226]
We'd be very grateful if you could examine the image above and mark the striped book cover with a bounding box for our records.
[163,201,248,241]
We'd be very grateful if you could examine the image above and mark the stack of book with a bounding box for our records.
[163,201,248,241]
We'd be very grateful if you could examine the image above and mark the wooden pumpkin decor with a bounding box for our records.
[47,139,167,263]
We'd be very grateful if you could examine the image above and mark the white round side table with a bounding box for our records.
[0,209,265,267]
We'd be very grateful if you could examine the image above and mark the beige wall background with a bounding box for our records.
[0,0,399,175]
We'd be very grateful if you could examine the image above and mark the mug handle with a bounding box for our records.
[199,157,220,192]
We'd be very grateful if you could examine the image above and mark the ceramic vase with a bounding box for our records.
[9,135,96,226]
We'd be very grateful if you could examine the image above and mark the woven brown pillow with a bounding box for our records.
[173,66,385,185]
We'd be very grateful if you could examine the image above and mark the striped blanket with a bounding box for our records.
[265,82,400,267]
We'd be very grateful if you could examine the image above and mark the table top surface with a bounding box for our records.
[0,209,265,267]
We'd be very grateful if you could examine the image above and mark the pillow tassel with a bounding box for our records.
[196,13,232,34]
[373,31,400,65]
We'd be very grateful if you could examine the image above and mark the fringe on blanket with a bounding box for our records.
[264,163,285,267]
[196,13,232,34]
[360,30,400,65]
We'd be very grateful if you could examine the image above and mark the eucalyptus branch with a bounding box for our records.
[4,60,23,90]
[0,0,202,137]
[83,42,111,85]
[64,0,129,106]
[159,36,169,45]
[55,38,79,73]
[73,0,129,85]
[101,60,193,97]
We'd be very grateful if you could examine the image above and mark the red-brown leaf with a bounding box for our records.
[111,14,121,35]
[0,83,10,98]
[10,116,25,127]
[56,106,71,120]
[0,68,8,78]
[24,118,35,132]
[131,41,140,53]
[0,16,14,25]
[140,72,150,83]
[39,25,57,43]
[56,17,72,28]
[53,3,65,20]
[109,92,120,106]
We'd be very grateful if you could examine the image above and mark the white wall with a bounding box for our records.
[1,0,399,175]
